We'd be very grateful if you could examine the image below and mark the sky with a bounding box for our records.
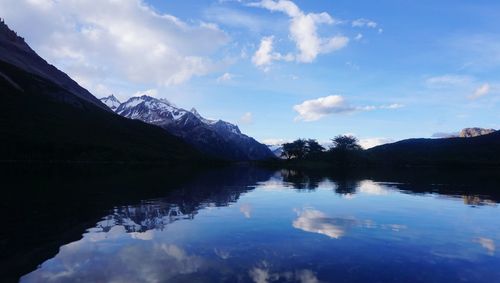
[1,0,499,148]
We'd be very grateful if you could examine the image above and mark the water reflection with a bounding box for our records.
[292,208,352,239]
[474,237,496,255]
[292,208,407,239]
[3,166,500,282]
[463,195,497,206]
[249,267,320,283]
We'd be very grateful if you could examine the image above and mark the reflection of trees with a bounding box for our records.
[280,169,323,190]
[278,167,500,204]
[280,169,360,195]
[463,195,495,206]
[334,179,360,195]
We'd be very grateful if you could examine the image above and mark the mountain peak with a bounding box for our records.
[190,107,202,118]
[133,94,173,106]
[190,107,219,125]
[100,95,121,111]
[104,94,119,101]
[0,18,24,44]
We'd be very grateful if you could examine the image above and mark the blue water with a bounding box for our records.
[19,170,500,283]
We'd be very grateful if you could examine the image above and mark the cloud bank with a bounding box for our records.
[249,0,349,67]
[0,0,229,95]
[470,83,491,99]
[293,95,403,121]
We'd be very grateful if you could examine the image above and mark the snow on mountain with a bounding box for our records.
[190,108,217,125]
[114,95,189,124]
[100,95,121,111]
[105,95,274,160]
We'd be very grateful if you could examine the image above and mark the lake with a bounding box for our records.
[2,165,500,282]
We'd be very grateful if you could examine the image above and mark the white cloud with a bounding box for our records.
[252,36,294,69]
[354,33,363,41]
[293,95,403,122]
[352,18,378,28]
[425,75,496,100]
[426,75,473,87]
[293,95,354,121]
[204,6,268,33]
[0,0,229,92]
[431,132,459,138]
[261,138,290,145]
[359,137,394,149]
[450,34,500,71]
[217,72,234,83]
[249,0,348,64]
[133,89,158,97]
[470,83,490,99]
[240,203,252,218]
[240,112,253,124]
[379,103,404,109]
[252,36,275,67]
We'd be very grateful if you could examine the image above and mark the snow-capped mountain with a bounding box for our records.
[100,94,121,111]
[101,95,274,161]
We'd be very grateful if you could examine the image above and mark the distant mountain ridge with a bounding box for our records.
[101,95,274,161]
[367,130,500,167]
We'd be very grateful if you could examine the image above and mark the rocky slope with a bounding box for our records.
[459,127,496,138]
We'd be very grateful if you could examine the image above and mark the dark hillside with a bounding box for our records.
[367,131,500,167]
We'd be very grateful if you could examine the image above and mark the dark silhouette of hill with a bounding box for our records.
[366,131,500,167]
[0,21,204,162]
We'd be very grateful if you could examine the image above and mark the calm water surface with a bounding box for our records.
[4,166,500,282]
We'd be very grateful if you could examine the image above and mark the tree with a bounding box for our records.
[330,135,362,151]
[281,142,295,160]
[306,139,325,155]
[281,139,308,159]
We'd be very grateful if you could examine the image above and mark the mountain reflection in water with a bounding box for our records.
[1,165,499,283]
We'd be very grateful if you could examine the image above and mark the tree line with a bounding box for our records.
[280,135,361,160]
[279,135,366,167]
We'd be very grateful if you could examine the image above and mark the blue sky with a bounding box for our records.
[1,0,499,147]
